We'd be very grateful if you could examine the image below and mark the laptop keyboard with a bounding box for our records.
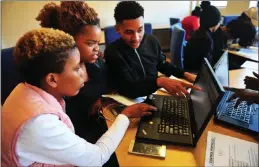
[217,91,252,124]
[158,98,189,136]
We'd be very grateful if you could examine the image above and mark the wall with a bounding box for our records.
[1,1,191,49]
[1,1,251,49]
[218,1,249,16]
[1,1,56,49]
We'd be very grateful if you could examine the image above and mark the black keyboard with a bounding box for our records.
[217,91,252,124]
[158,98,189,136]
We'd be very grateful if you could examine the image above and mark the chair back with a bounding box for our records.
[170,23,186,68]
[169,18,180,26]
[104,23,153,45]
[1,47,24,104]
[223,15,239,26]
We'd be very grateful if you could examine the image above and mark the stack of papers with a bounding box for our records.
[205,131,258,167]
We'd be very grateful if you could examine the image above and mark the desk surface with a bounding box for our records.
[228,47,258,62]
[105,68,258,166]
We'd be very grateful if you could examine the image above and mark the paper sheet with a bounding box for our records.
[205,131,258,167]
[237,48,258,61]
[102,94,146,106]
[241,61,258,71]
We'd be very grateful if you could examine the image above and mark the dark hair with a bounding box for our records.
[227,19,256,47]
[36,1,100,36]
[114,1,144,23]
[238,12,252,22]
[14,28,76,87]
[192,6,201,17]
[200,1,211,10]
[200,3,221,28]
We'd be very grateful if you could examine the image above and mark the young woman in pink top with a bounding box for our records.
[1,28,156,167]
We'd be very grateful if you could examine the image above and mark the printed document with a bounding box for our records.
[205,131,258,167]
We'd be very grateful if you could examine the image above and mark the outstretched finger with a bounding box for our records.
[224,86,244,92]
[168,90,178,97]
[227,93,237,102]
[141,112,152,117]
[179,86,190,97]
[140,104,157,111]
[147,105,158,111]
[234,98,242,108]
[182,82,202,91]
[253,72,259,79]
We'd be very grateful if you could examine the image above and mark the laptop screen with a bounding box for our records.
[190,58,224,134]
[214,51,229,87]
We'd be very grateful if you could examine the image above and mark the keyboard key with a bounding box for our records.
[158,98,190,135]
[170,128,173,134]
[165,126,169,133]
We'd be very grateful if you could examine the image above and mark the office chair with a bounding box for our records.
[1,47,24,105]
[104,23,153,46]
[170,23,186,69]
[169,18,180,26]
[103,26,121,46]
[223,15,239,26]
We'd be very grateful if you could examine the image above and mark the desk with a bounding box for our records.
[241,60,259,71]
[229,68,257,89]
[105,68,258,166]
[228,47,258,63]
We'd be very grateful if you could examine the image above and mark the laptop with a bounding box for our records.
[136,58,225,147]
[213,51,259,133]
[213,50,229,87]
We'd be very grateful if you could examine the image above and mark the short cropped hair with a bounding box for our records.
[114,1,144,23]
[14,28,76,86]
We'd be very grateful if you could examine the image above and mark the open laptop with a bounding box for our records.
[136,58,225,147]
[213,50,229,87]
[213,51,259,133]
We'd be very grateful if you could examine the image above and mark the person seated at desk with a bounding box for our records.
[239,7,258,45]
[184,2,221,71]
[226,18,256,50]
[240,7,258,28]
[1,28,157,167]
[212,18,256,65]
[105,1,200,99]
[36,2,121,166]
[226,72,259,106]
[217,7,258,52]
[181,6,201,41]
[37,1,108,140]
